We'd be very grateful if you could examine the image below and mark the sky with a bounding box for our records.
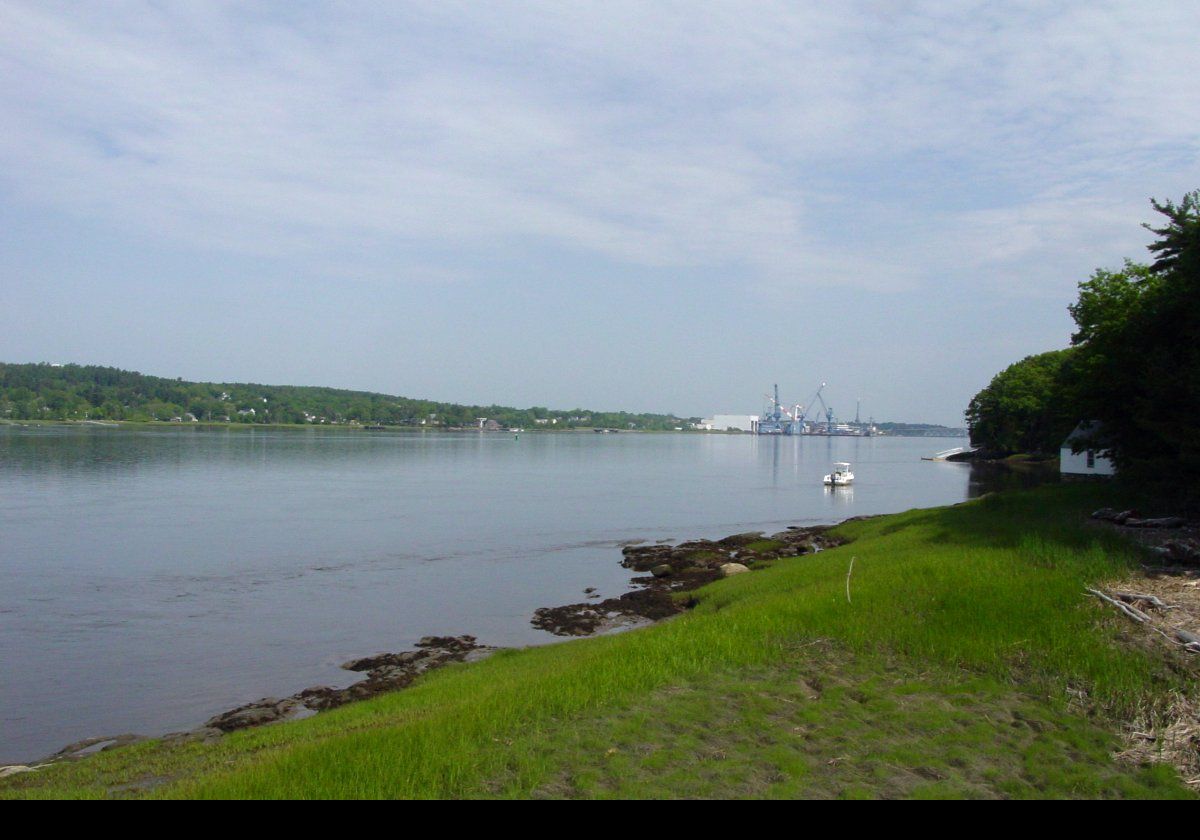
[1,2,1198,425]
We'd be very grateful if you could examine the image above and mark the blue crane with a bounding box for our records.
[797,382,834,430]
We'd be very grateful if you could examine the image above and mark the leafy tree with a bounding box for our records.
[966,349,1078,455]
[1069,191,1200,483]
[1068,261,1159,346]
[1145,190,1200,279]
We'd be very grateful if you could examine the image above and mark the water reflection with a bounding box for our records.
[823,485,855,505]
[967,460,1059,497]
[0,425,436,476]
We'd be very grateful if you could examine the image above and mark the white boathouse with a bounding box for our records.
[1060,422,1115,478]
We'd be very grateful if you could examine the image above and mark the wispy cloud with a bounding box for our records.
[1,1,1197,295]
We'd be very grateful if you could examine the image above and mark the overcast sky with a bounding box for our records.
[2,2,1197,424]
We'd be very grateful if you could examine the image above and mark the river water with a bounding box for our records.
[0,426,1044,761]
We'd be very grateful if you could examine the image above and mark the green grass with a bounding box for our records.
[501,652,1186,799]
[3,483,1195,799]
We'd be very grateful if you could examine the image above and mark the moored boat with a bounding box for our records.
[823,462,854,486]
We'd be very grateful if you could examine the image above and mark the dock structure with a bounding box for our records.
[921,447,976,461]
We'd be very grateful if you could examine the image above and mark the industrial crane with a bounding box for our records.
[796,382,834,430]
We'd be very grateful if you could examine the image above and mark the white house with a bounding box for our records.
[1060,421,1115,478]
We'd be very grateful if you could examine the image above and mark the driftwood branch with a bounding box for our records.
[1087,588,1153,624]
[1176,628,1200,652]
[1087,588,1198,654]
[845,556,856,605]
[1112,591,1177,610]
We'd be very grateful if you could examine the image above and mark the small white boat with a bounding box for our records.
[823,462,854,486]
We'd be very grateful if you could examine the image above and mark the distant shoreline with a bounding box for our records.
[0,419,969,438]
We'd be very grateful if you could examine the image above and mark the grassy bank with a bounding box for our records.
[3,483,1196,799]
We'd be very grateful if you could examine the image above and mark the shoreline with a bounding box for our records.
[531,524,843,636]
[4,483,1198,798]
[0,432,993,773]
[7,520,846,771]
[0,419,971,439]
[10,490,1189,773]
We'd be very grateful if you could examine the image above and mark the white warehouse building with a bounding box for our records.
[707,414,760,433]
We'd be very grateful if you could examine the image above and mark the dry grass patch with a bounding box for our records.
[1098,569,1200,789]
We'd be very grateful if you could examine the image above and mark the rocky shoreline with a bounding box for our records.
[532,525,842,635]
[3,523,843,775]
[2,635,497,773]
[201,635,495,735]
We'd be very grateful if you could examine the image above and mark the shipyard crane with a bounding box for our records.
[758,384,800,434]
[762,384,785,424]
[797,382,834,428]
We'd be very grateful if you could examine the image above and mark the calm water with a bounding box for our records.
[0,426,1040,762]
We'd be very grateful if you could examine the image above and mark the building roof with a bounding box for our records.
[1062,420,1106,447]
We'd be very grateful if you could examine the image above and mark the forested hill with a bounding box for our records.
[0,363,692,430]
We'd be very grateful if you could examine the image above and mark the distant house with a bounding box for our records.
[1060,421,1115,478]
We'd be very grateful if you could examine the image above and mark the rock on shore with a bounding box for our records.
[1090,508,1200,565]
[202,636,492,734]
[532,526,841,637]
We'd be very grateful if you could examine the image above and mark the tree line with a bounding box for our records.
[966,190,1200,486]
[0,364,693,431]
